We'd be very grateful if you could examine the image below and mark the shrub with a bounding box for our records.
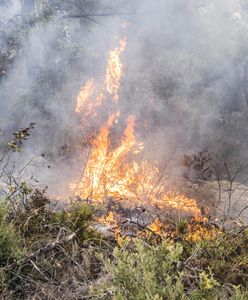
[193,228,248,288]
[92,238,248,300]
[56,202,96,243]
[94,239,196,299]
[12,187,96,249]
[0,202,24,267]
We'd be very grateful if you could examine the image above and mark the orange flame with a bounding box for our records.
[76,79,94,113]
[105,37,127,102]
[98,211,117,226]
[71,36,202,223]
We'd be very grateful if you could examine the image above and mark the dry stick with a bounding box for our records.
[1,233,77,272]
[82,16,103,25]
[55,244,90,280]
[232,187,248,209]
[223,162,234,224]
[222,162,248,225]
[30,260,51,282]
[238,205,248,218]
[0,149,10,164]
[19,156,35,174]
[121,219,162,241]
[0,152,12,178]
[213,164,222,210]
[176,247,201,272]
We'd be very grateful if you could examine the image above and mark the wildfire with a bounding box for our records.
[98,211,117,226]
[148,218,164,234]
[71,35,202,228]
[75,37,126,118]
[76,78,94,113]
[105,37,127,102]
[184,222,221,242]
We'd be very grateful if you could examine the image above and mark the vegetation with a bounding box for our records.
[0,202,24,267]
[2,1,248,299]
[1,194,248,299]
[0,131,247,298]
[0,136,247,299]
[93,237,248,300]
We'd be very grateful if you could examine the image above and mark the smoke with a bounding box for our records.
[0,0,20,20]
[121,0,248,179]
[125,0,247,144]
[1,0,248,197]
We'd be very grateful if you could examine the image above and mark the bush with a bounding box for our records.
[192,228,248,288]
[12,188,96,250]
[93,238,248,300]
[56,202,96,243]
[0,202,23,267]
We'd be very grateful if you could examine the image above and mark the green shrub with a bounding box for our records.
[193,229,248,288]
[56,202,96,243]
[0,202,24,266]
[93,239,190,299]
[92,238,248,300]
[12,187,96,249]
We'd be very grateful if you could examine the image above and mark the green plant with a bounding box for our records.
[0,202,24,267]
[93,239,187,300]
[57,202,96,243]
[192,229,248,288]
[92,237,248,300]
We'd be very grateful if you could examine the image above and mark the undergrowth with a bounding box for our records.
[0,135,248,299]
[92,233,248,300]
[1,192,248,299]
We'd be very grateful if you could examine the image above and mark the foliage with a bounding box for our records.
[0,189,99,298]
[2,177,248,299]
[0,202,24,267]
[93,236,248,300]
[13,189,96,249]
[56,202,96,243]
[94,239,187,300]
[8,123,35,152]
[193,228,248,288]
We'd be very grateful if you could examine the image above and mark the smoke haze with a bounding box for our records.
[1,0,248,197]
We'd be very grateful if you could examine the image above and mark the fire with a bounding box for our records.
[75,37,126,118]
[76,78,94,113]
[70,113,141,202]
[105,37,127,102]
[147,218,221,241]
[71,35,202,227]
[98,211,117,226]
[148,218,164,234]
[184,223,221,242]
